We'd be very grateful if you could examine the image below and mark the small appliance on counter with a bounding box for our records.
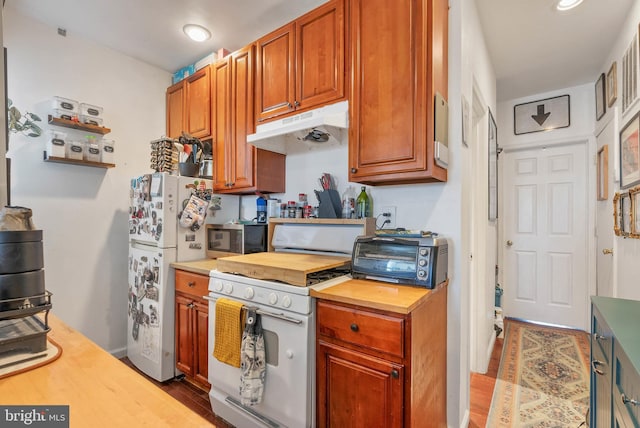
[205,223,267,258]
[351,233,448,289]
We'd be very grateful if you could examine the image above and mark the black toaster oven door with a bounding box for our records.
[352,237,420,282]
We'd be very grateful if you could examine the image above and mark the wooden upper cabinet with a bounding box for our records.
[212,46,286,194]
[255,0,346,123]
[166,81,185,139]
[255,24,296,121]
[184,66,211,139]
[166,65,211,140]
[348,0,448,185]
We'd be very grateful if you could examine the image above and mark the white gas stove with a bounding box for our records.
[206,221,367,428]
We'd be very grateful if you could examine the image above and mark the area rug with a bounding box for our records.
[486,319,590,427]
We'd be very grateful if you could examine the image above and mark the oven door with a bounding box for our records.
[206,295,314,428]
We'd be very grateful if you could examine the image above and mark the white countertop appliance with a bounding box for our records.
[127,172,238,381]
[206,222,364,428]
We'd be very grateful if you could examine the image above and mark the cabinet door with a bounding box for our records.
[193,299,210,387]
[296,0,345,111]
[212,58,231,191]
[348,0,447,185]
[184,66,211,139]
[317,341,403,428]
[166,81,185,139]
[175,293,194,377]
[228,45,256,191]
[255,23,295,122]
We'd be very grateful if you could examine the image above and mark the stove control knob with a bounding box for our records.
[268,293,278,305]
[213,279,223,292]
[281,295,292,308]
[286,350,294,359]
[223,283,233,294]
[418,270,427,278]
[418,259,427,267]
[244,287,255,299]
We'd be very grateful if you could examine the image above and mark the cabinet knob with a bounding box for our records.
[591,359,605,376]
[187,303,194,309]
[294,100,300,107]
[593,333,607,342]
[350,168,357,174]
[187,281,196,287]
[621,393,639,406]
[287,102,292,108]
[391,369,399,379]
[350,323,359,332]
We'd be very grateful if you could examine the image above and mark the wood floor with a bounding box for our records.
[469,337,504,428]
[119,357,230,427]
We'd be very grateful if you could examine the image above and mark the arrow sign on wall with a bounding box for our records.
[531,105,551,126]
[514,95,570,135]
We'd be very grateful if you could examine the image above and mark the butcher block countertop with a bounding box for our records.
[0,314,211,427]
[311,278,448,314]
[171,258,218,276]
[216,252,351,286]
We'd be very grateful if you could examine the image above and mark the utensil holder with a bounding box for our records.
[178,162,200,177]
[318,189,342,218]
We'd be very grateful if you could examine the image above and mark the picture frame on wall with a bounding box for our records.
[619,112,640,188]
[596,73,606,120]
[597,145,608,201]
[488,108,498,221]
[622,33,638,113]
[607,61,618,107]
[614,192,622,236]
[462,95,470,147]
[630,186,640,237]
[622,191,632,235]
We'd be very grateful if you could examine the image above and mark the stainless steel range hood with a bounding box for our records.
[247,101,348,154]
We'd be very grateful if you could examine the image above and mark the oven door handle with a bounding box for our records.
[203,295,303,325]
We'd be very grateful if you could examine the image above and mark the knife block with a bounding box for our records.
[317,189,342,218]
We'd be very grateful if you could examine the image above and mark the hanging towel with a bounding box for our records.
[213,298,245,368]
[240,308,266,406]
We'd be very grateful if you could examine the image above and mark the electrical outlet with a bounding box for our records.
[380,206,396,229]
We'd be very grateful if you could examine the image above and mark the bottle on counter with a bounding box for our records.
[256,196,267,223]
[341,186,355,219]
[355,186,370,219]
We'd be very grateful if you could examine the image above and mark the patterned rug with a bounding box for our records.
[486,319,590,427]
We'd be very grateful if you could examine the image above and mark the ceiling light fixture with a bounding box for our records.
[183,24,211,42]
[556,0,584,11]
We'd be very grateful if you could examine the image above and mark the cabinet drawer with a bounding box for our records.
[614,345,640,426]
[592,305,613,365]
[317,301,405,359]
[175,270,209,297]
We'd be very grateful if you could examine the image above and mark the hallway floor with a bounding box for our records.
[469,337,503,427]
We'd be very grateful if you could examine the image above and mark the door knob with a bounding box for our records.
[602,248,613,255]
[506,240,513,247]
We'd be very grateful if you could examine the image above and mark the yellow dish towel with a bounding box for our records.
[213,298,245,368]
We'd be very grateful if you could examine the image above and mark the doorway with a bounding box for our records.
[501,140,591,330]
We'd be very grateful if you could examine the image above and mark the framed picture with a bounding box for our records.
[619,112,640,188]
[622,33,638,113]
[614,192,622,236]
[630,186,640,237]
[622,192,632,235]
[488,108,498,221]
[597,145,608,200]
[607,62,618,107]
[596,73,606,120]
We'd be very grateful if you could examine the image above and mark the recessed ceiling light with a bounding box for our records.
[556,0,584,11]
[183,24,211,42]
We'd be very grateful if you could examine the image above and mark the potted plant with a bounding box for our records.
[7,99,42,138]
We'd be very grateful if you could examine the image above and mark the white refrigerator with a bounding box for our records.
[127,172,239,381]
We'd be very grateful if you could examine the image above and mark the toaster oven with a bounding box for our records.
[351,235,448,288]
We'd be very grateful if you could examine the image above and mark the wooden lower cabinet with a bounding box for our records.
[175,270,210,389]
[316,284,447,427]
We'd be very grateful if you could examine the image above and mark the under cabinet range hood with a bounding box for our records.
[247,101,348,154]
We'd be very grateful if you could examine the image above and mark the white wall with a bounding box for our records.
[598,0,640,301]
[4,5,170,354]
[0,4,6,208]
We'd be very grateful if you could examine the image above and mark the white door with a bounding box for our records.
[502,142,588,329]
[596,113,617,297]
